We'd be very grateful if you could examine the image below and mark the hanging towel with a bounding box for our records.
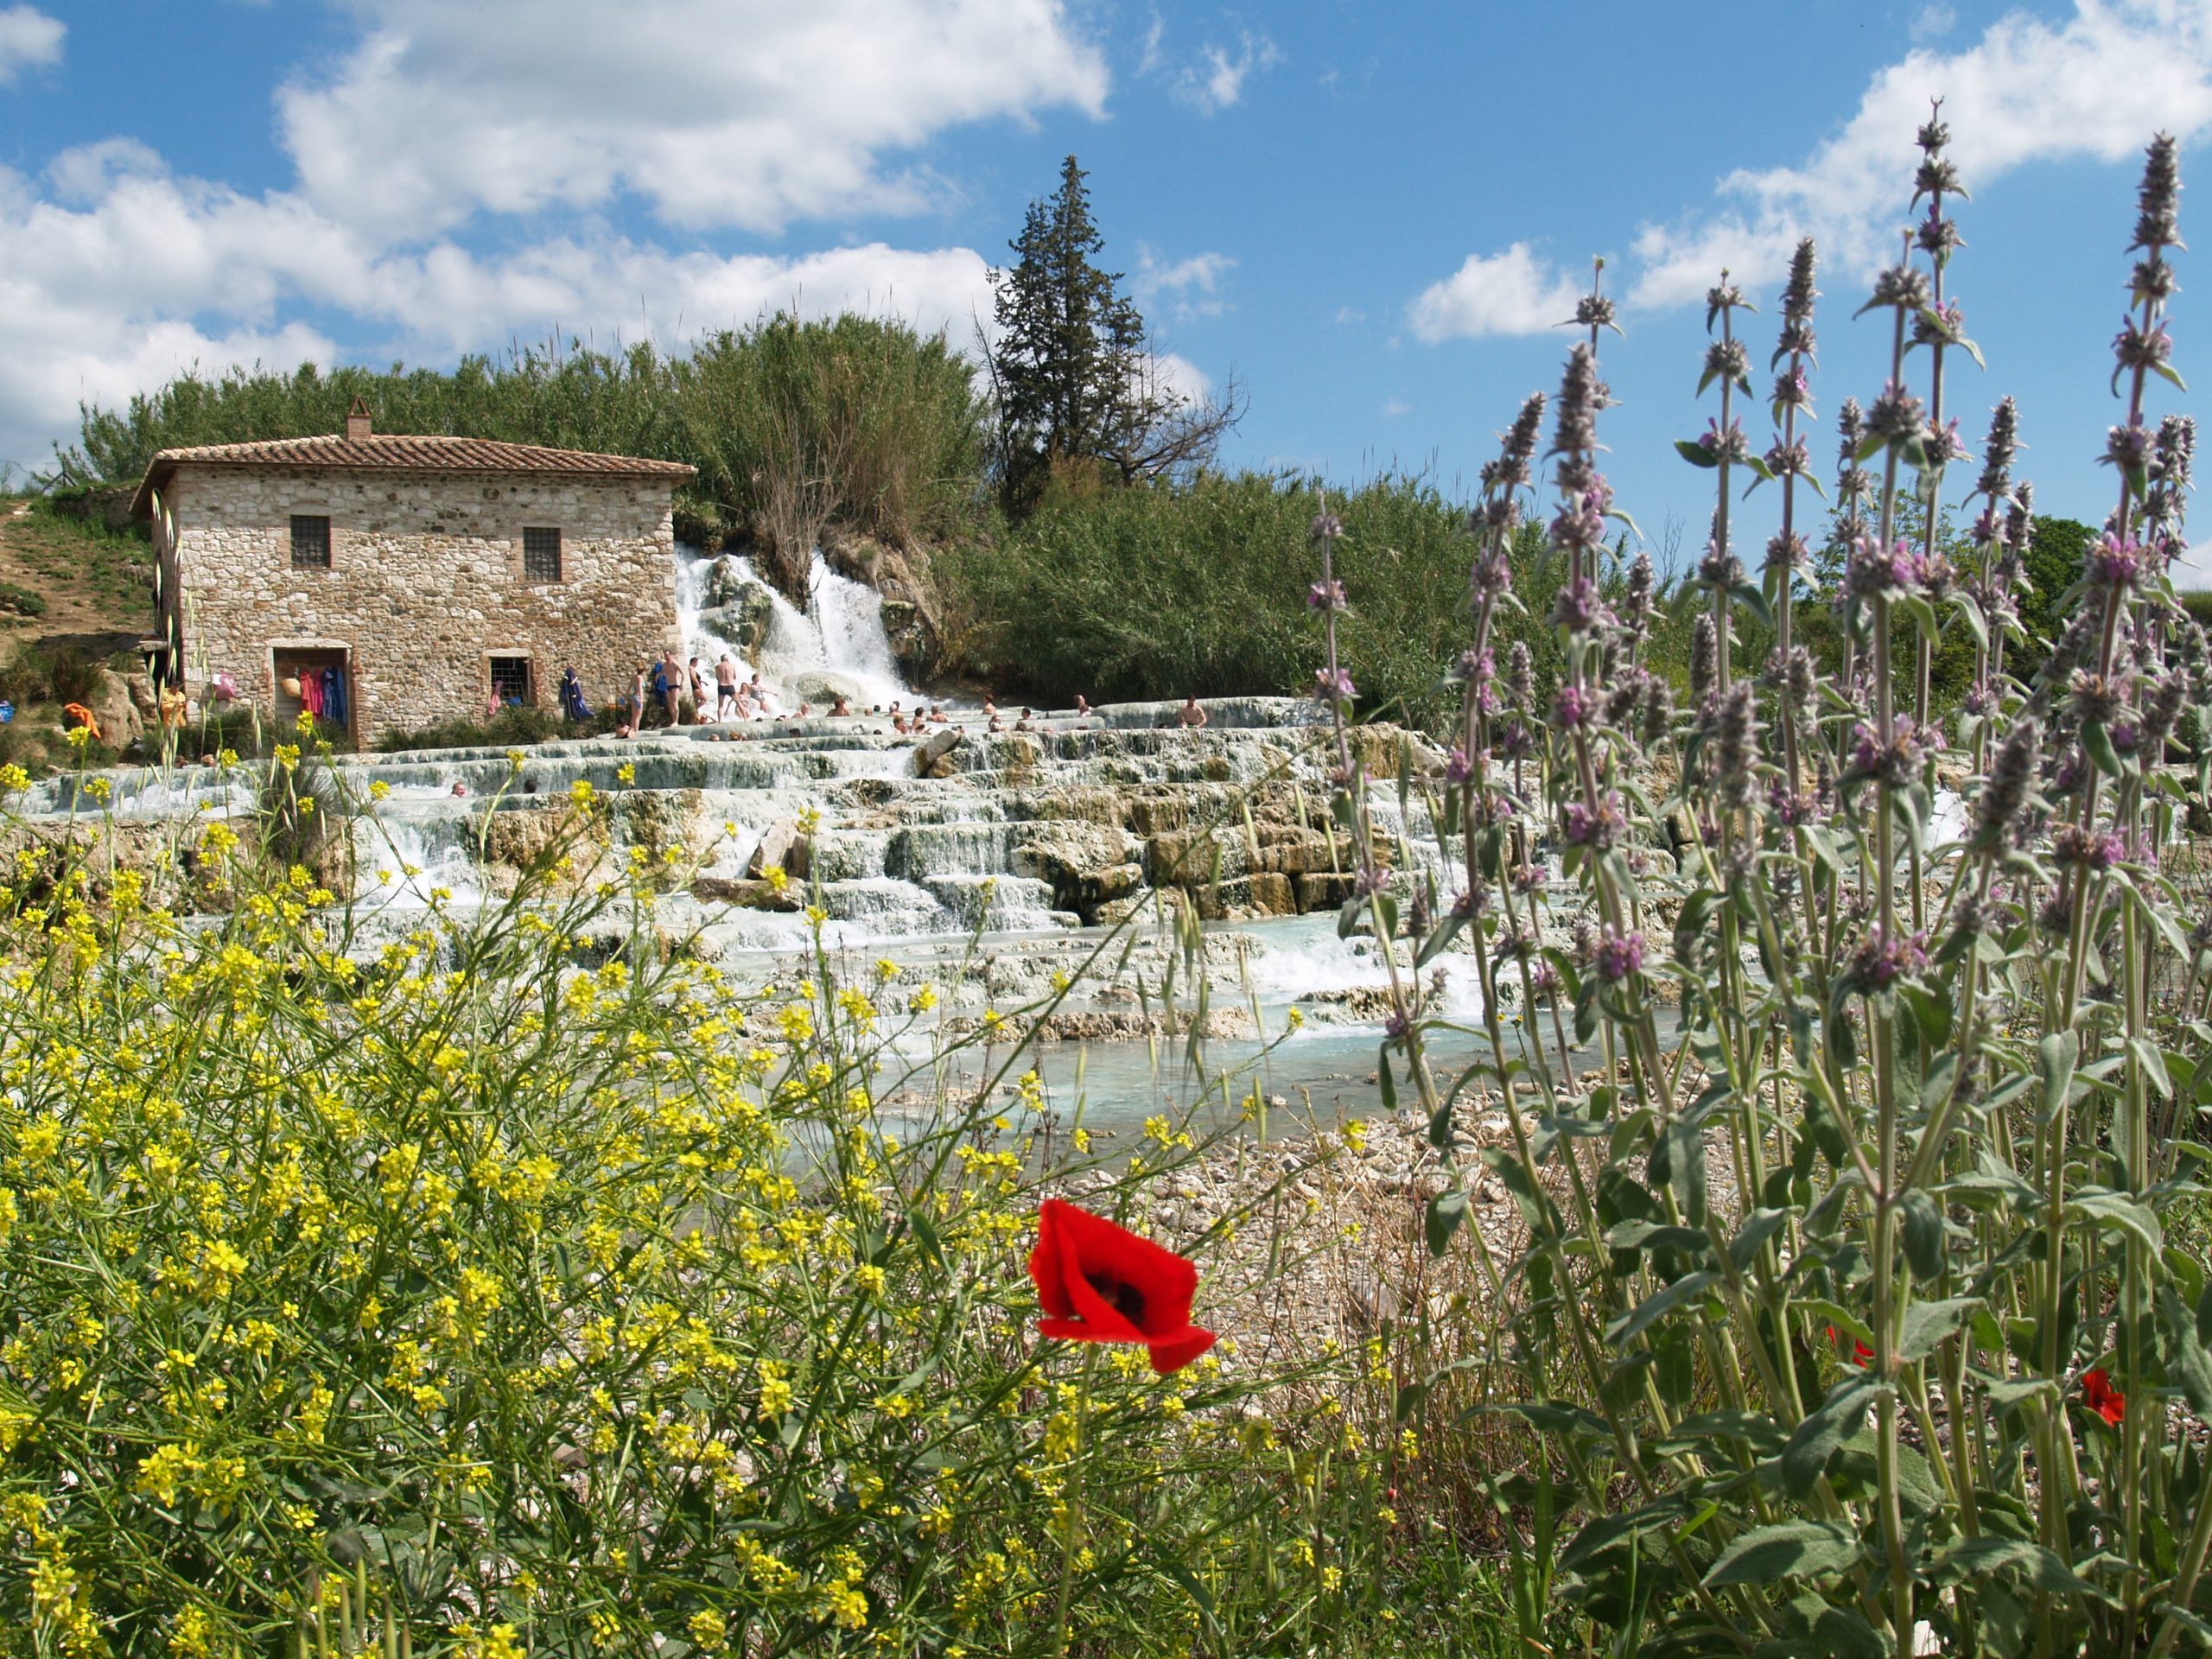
[327,668,348,726]
[321,668,341,724]
[302,671,323,717]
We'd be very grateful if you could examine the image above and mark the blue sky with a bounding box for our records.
[3,1,2210,575]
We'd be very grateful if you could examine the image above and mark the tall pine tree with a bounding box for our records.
[989,157,1238,513]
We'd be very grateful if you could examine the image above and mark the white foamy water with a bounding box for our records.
[1234,915,1487,1025]
[1930,787,1967,845]
[353,817,484,911]
[675,549,915,714]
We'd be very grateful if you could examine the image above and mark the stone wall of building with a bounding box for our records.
[168,465,681,740]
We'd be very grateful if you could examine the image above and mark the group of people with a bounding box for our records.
[598,651,783,738]
[559,651,1214,741]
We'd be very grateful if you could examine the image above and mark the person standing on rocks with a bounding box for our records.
[687,657,709,723]
[715,655,740,721]
[628,664,649,735]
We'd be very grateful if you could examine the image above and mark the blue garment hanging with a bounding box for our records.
[561,667,592,721]
[324,666,349,726]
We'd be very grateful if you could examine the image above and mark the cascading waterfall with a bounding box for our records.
[674,546,916,713]
[351,814,484,910]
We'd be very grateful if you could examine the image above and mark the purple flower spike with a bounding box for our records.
[1552,683,1599,732]
[1314,666,1357,704]
[1594,927,1644,983]
[2090,532,2145,589]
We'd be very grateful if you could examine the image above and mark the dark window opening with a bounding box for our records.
[291,515,331,569]
[490,656,533,709]
[523,526,563,582]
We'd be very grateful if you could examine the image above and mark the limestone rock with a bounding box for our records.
[696,585,775,660]
[89,668,144,745]
[691,875,800,911]
[878,597,940,680]
[911,727,962,779]
[702,555,752,607]
[1205,872,1296,918]
[795,671,864,707]
[1010,820,1144,922]
[746,817,812,880]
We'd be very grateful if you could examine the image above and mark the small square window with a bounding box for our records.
[489,656,533,709]
[290,515,331,569]
[523,526,563,582]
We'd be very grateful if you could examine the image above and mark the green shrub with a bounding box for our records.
[372,705,615,753]
[0,584,45,619]
[0,644,103,706]
[940,471,1624,726]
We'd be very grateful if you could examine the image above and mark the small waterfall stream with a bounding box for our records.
[674,547,918,713]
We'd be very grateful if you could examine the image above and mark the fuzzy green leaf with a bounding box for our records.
[2069,1189,2164,1254]
[1702,1520,1862,1587]
[2158,1285,2212,1417]
[1899,1190,1947,1282]
[1898,1296,1981,1362]
[1605,1269,1721,1347]
[1931,1536,2100,1598]
[1781,1372,1885,1497]
[1424,1187,1465,1257]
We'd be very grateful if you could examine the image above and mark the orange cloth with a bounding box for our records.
[62,702,101,741]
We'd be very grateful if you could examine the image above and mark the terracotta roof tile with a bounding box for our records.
[131,434,695,517]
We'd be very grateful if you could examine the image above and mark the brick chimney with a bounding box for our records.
[345,396,372,441]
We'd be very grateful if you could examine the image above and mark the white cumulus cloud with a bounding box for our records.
[0,146,998,469]
[0,0,1134,467]
[0,3,62,86]
[1406,243,1583,342]
[1630,0,2212,308]
[1146,22,1281,113]
[277,0,1109,239]
[1135,247,1236,320]
[1189,31,1281,111]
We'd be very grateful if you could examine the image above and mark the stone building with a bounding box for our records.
[130,400,693,741]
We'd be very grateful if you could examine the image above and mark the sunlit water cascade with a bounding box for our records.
[674,546,916,713]
[16,694,1486,1128]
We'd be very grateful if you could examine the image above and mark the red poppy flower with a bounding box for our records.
[2082,1368,2126,1425]
[1029,1198,1217,1376]
[1826,1325,1875,1368]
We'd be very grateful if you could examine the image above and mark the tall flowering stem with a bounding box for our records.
[1766,238,1819,795]
[1681,275,1757,696]
[1306,499,1447,1144]
[1909,104,1974,730]
[1961,398,2021,775]
[1844,225,1936,1654]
